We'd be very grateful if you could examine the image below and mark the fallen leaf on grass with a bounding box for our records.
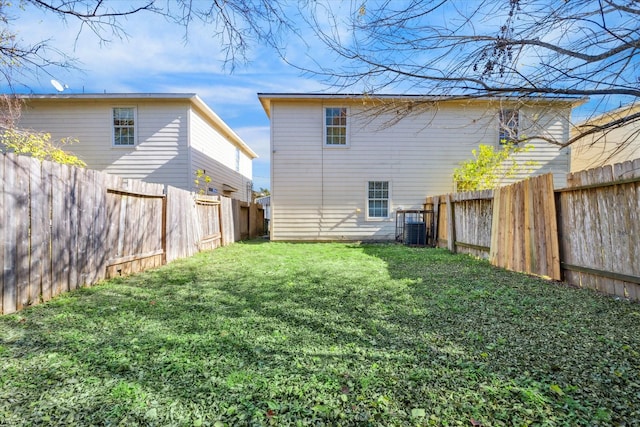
[550,384,564,396]
[411,408,426,417]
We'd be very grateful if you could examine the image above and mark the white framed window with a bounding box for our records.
[367,181,390,219]
[499,109,519,145]
[113,107,136,146]
[324,107,348,146]
[235,147,240,172]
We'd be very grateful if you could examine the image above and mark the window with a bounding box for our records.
[499,109,519,144]
[113,107,136,146]
[325,107,347,146]
[368,181,389,218]
[235,147,240,172]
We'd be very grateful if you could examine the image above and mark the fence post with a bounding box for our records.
[446,194,456,253]
[161,187,167,265]
[432,196,440,247]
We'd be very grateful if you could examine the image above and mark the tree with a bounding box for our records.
[0,127,86,166]
[301,0,640,149]
[0,1,294,165]
[0,0,294,88]
[0,95,85,166]
[452,143,536,191]
[193,169,212,195]
[252,187,270,200]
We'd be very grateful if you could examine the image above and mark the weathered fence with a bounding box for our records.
[426,160,640,301]
[558,159,640,300]
[1,152,264,315]
[427,191,493,258]
[105,176,166,278]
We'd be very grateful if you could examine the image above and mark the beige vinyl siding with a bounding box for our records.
[503,106,571,188]
[271,101,323,240]
[18,99,190,189]
[270,99,572,241]
[189,109,253,202]
[570,107,640,172]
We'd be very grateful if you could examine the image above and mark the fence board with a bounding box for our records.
[41,161,53,300]
[450,196,492,258]
[3,154,17,314]
[78,168,96,286]
[0,152,272,314]
[431,196,440,244]
[93,171,108,284]
[559,162,640,300]
[195,195,222,251]
[446,195,455,253]
[0,155,4,312]
[29,158,45,305]
[488,174,560,280]
[428,161,639,301]
[68,167,79,291]
[105,180,165,278]
[166,186,198,262]
[54,163,67,295]
[12,156,29,310]
[220,196,234,245]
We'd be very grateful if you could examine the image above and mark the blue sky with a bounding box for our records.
[7,3,334,191]
[4,2,632,190]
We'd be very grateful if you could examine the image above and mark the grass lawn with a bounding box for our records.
[1,242,639,426]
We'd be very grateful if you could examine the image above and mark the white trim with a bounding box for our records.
[365,180,391,221]
[323,106,350,148]
[111,105,138,148]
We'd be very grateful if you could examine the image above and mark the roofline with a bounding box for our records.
[189,95,258,159]
[20,93,198,100]
[574,101,640,128]
[17,93,258,159]
[257,92,588,118]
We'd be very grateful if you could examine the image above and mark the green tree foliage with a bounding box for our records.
[193,169,212,195]
[453,143,536,191]
[1,127,86,167]
[253,187,270,200]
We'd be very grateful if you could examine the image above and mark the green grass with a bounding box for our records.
[1,242,639,426]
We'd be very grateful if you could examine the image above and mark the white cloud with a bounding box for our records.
[7,1,359,192]
[235,125,270,159]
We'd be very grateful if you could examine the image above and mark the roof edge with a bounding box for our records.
[14,92,258,159]
[189,95,258,159]
[257,92,588,118]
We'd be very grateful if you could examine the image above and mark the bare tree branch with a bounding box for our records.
[290,0,640,152]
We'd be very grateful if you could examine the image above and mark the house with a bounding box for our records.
[258,93,584,241]
[570,103,640,172]
[255,194,271,233]
[14,93,257,202]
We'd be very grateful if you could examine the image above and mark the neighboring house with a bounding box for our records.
[15,93,257,202]
[258,93,584,241]
[570,103,640,172]
[255,195,271,234]
[255,195,271,221]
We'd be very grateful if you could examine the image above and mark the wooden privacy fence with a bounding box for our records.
[426,160,640,301]
[0,152,264,315]
[558,159,640,300]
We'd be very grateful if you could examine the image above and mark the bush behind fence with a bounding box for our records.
[426,159,640,301]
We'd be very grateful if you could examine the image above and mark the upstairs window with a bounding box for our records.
[113,107,136,146]
[499,109,519,144]
[325,107,348,146]
[368,181,389,218]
